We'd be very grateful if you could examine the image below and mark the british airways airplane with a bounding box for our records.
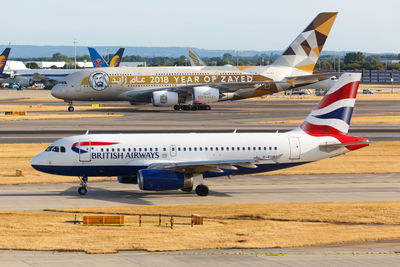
[31,73,368,196]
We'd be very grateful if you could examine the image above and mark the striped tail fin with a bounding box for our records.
[109,48,125,67]
[300,73,361,136]
[272,12,338,74]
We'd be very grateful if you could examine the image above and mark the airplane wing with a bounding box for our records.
[147,156,282,174]
[187,48,206,66]
[32,73,53,82]
[284,72,342,87]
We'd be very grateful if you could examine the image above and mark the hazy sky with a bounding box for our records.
[2,0,399,53]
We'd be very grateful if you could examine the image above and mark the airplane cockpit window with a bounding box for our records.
[60,146,66,153]
[45,146,53,152]
[52,146,59,152]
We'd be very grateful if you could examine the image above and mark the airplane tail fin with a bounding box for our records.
[187,48,206,66]
[88,47,109,68]
[271,12,338,74]
[109,48,125,67]
[299,72,361,136]
[0,48,11,74]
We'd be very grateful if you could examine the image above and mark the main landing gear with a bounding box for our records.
[195,184,209,196]
[78,176,88,195]
[67,101,74,112]
[173,104,211,111]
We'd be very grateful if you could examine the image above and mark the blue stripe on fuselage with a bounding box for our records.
[31,162,310,178]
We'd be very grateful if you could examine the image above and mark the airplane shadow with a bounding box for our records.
[0,183,231,206]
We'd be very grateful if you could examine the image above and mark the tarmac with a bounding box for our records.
[0,89,400,265]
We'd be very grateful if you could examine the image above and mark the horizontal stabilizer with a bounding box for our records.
[319,141,371,152]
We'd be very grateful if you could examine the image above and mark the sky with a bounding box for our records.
[2,0,399,53]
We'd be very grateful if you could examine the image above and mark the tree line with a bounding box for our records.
[12,51,400,71]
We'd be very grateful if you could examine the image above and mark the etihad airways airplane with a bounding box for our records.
[31,73,368,196]
[51,12,340,112]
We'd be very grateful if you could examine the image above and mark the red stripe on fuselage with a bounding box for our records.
[72,141,119,147]
[316,81,359,110]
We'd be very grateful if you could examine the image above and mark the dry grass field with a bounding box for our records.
[1,202,400,253]
[0,113,123,121]
[245,116,400,125]
[0,141,398,185]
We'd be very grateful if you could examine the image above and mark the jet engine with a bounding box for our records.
[193,86,219,103]
[138,169,193,191]
[152,91,179,107]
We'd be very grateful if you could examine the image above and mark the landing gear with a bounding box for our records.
[181,187,193,192]
[195,184,209,196]
[67,101,74,112]
[173,104,211,111]
[78,176,88,195]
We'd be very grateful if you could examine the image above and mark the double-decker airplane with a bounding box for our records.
[51,12,340,112]
[31,73,368,196]
[88,47,125,68]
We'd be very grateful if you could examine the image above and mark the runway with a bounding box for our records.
[1,173,400,265]
[1,173,399,211]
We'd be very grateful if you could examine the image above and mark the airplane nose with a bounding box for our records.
[30,153,46,171]
[51,84,67,99]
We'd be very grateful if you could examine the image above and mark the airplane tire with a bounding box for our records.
[174,105,181,111]
[195,184,209,196]
[181,105,188,111]
[78,187,87,195]
[205,105,211,110]
[68,106,75,112]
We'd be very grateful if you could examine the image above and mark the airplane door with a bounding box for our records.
[288,137,301,160]
[79,139,91,162]
[170,145,177,157]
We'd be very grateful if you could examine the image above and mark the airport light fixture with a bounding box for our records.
[73,38,78,71]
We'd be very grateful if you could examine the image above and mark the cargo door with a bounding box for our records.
[78,139,91,162]
[288,137,300,160]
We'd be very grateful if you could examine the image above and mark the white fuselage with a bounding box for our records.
[31,130,347,178]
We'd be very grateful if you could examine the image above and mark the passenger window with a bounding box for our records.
[178,147,181,151]
[248,147,251,150]
[226,147,229,151]
[117,148,120,152]
[139,148,142,152]
[205,147,208,151]
[253,147,256,150]
[274,147,277,150]
[194,147,197,151]
[258,147,261,150]
[106,148,109,152]
[199,147,202,151]
[112,148,115,152]
[269,147,272,150]
[101,148,104,152]
[210,147,213,151]
[183,147,186,151]
[189,147,192,151]
[144,148,147,152]
[163,148,166,151]
[60,146,66,153]
[221,147,224,151]
[150,148,152,151]
[232,147,234,151]
[128,148,131,152]
[155,148,158,151]
[216,147,219,151]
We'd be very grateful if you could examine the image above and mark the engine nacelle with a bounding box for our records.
[138,169,193,191]
[117,175,138,184]
[152,91,179,107]
[193,86,219,103]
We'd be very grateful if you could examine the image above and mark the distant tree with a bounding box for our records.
[52,52,70,62]
[25,62,39,69]
[343,52,365,64]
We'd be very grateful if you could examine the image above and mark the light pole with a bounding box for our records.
[73,38,78,71]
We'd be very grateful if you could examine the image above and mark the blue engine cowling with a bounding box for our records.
[138,169,193,191]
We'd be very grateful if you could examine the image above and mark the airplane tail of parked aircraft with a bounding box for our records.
[0,47,11,74]
[109,48,125,67]
[187,48,206,66]
[271,12,338,75]
[88,47,109,68]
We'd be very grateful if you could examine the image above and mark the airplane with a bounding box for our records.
[187,48,206,66]
[0,48,11,78]
[31,73,369,196]
[51,12,340,112]
[88,47,125,68]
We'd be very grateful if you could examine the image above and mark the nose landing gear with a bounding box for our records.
[67,101,74,112]
[174,104,211,111]
[78,176,88,195]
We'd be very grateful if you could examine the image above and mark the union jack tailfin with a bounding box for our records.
[300,72,361,136]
